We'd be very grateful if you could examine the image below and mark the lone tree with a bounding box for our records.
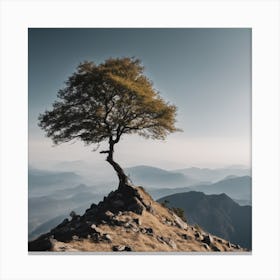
[39,57,180,187]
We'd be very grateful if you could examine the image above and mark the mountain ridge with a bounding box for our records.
[193,176,251,200]
[175,166,250,183]
[147,175,251,204]
[29,184,248,252]
[158,191,252,249]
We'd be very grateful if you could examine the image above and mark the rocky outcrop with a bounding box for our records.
[28,184,247,252]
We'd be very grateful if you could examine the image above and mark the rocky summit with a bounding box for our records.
[28,184,247,252]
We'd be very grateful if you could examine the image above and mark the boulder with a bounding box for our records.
[72,235,80,241]
[127,197,144,214]
[112,245,126,251]
[173,214,188,230]
[111,199,125,210]
[103,234,112,243]
[124,222,133,229]
[84,214,96,222]
[202,234,213,245]
[202,243,210,250]
[140,228,146,234]
[133,218,141,226]
[97,211,115,223]
[53,228,73,242]
[131,227,139,232]
[28,235,52,251]
[124,246,132,251]
[115,192,123,199]
[211,245,221,252]
[157,236,165,244]
[215,238,223,244]
[168,239,177,249]
[157,236,176,249]
[75,225,92,238]
[181,234,191,240]
[194,232,203,240]
[105,210,114,218]
[90,224,98,231]
[90,233,101,243]
[145,227,153,236]
[85,206,98,217]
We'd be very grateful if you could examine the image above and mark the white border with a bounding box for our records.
[0,1,279,280]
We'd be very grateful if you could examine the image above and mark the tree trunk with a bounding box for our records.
[105,140,130,187]
[106,156,129,186]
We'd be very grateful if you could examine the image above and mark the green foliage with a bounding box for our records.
[161,199,170,208]
[171,207,187,222]
[160,199,186,222]
[38,57,180,146]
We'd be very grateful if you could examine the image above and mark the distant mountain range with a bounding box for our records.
[148,176,251,205]
[28,184,104,240]
[158,191,252,249]
[125,165,251,189]
[29,168,83,192]
[32,162,250,189]
[193,176,251,201]
[175,166,250,183]
[125,165,198,188]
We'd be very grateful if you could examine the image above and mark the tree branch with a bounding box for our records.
[103,97,115,133]
[100,150,110,154]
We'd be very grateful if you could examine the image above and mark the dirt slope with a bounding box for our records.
[29,184,246,252]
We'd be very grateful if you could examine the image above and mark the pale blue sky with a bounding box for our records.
[29,28,251,169]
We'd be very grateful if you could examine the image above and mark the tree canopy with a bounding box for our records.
[39,57,180,186]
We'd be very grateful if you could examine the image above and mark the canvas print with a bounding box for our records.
[28,28,252,252]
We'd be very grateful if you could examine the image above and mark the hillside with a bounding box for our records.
[158,191,252,249]
[29,184,247,252]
